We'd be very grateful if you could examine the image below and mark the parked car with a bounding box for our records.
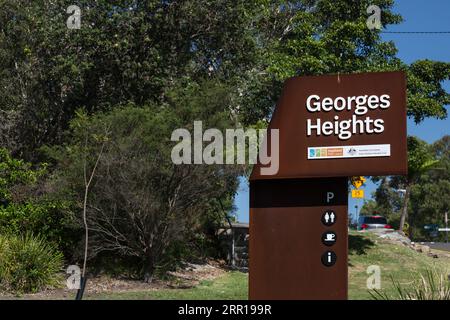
[423,224,440,239]
[357,215,392,231]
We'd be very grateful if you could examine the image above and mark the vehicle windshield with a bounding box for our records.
[363,217,388,224]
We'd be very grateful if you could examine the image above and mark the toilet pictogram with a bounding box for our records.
[322,210,336,226]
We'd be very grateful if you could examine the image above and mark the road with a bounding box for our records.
[421,242,450,252]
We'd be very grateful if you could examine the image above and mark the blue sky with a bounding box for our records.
[234,0,450,223]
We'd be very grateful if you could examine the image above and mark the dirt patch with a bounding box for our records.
[166,261,226,288]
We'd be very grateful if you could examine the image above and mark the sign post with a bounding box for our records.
[249,71,407,300]
[350,178,365,223]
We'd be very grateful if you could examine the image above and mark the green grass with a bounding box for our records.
[86,232,450,300]
[86,271,248,300]
[348,231,450,300]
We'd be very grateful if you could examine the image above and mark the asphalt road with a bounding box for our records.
[421,242,450,252]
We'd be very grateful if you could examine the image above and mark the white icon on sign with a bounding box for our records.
[327,252,332,263]
[321,251,337,266]
[322,231,337,246]
[326,192,334,203]
[324,212,335,224]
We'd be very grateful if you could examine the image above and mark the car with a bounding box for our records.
[423,224,440,238]
[357,215,392,231]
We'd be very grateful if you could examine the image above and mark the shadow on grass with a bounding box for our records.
[349,234,375,256]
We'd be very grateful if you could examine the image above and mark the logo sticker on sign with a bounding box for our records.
[308,144,391,159]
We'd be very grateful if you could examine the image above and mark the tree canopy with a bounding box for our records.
[1,1,449,159]
[0,0,449,278]
[362,136,450,240]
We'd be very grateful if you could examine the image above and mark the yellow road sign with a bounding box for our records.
[351,189,364,198]
[351,176,366,189]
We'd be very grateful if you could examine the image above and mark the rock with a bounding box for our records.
[427,252,439,259]
[414,245,430,254]
[378,231,411,245]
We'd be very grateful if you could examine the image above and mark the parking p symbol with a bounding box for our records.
[326,192,334,203]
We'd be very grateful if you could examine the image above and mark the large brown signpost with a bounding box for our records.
[249,71,407,300]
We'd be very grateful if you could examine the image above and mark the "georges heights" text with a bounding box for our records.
[305,93,391,140]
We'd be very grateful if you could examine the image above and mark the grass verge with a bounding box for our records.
[86,271,248,300]
[8,231,449,300]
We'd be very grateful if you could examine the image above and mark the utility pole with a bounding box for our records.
[445,211,448,244]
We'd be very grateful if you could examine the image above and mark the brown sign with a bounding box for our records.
[249,178,348,300]
[249,71,407,300]
[251,71,407,180]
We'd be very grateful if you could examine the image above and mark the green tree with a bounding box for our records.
[369,136,449,239]
[1,1,449,159]
[391,137,440,234]
[46,82,241,281]
[0,0,265,159]
[0,148,75,253]
[359,199,377,216]
[0,0,449,273]
[409,136,450,240]
[361,177,402,223]
[247,0,450,125]
[0,148,44,205]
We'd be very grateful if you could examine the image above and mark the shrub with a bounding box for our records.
[0,233,64,293]
[0,200,78,257]
[0,147,80,258]
[50,96,240,282]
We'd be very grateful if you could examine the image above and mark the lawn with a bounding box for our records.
[86,271,248,300]
[347,231,450,299]
[86,231,450,300]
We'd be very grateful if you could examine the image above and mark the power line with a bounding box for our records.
[380,31,450,34]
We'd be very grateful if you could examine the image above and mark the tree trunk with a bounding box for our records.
[143,255,155,283]
[399,185,410,234]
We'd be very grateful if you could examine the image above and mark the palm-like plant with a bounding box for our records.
[370,269,450,300]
